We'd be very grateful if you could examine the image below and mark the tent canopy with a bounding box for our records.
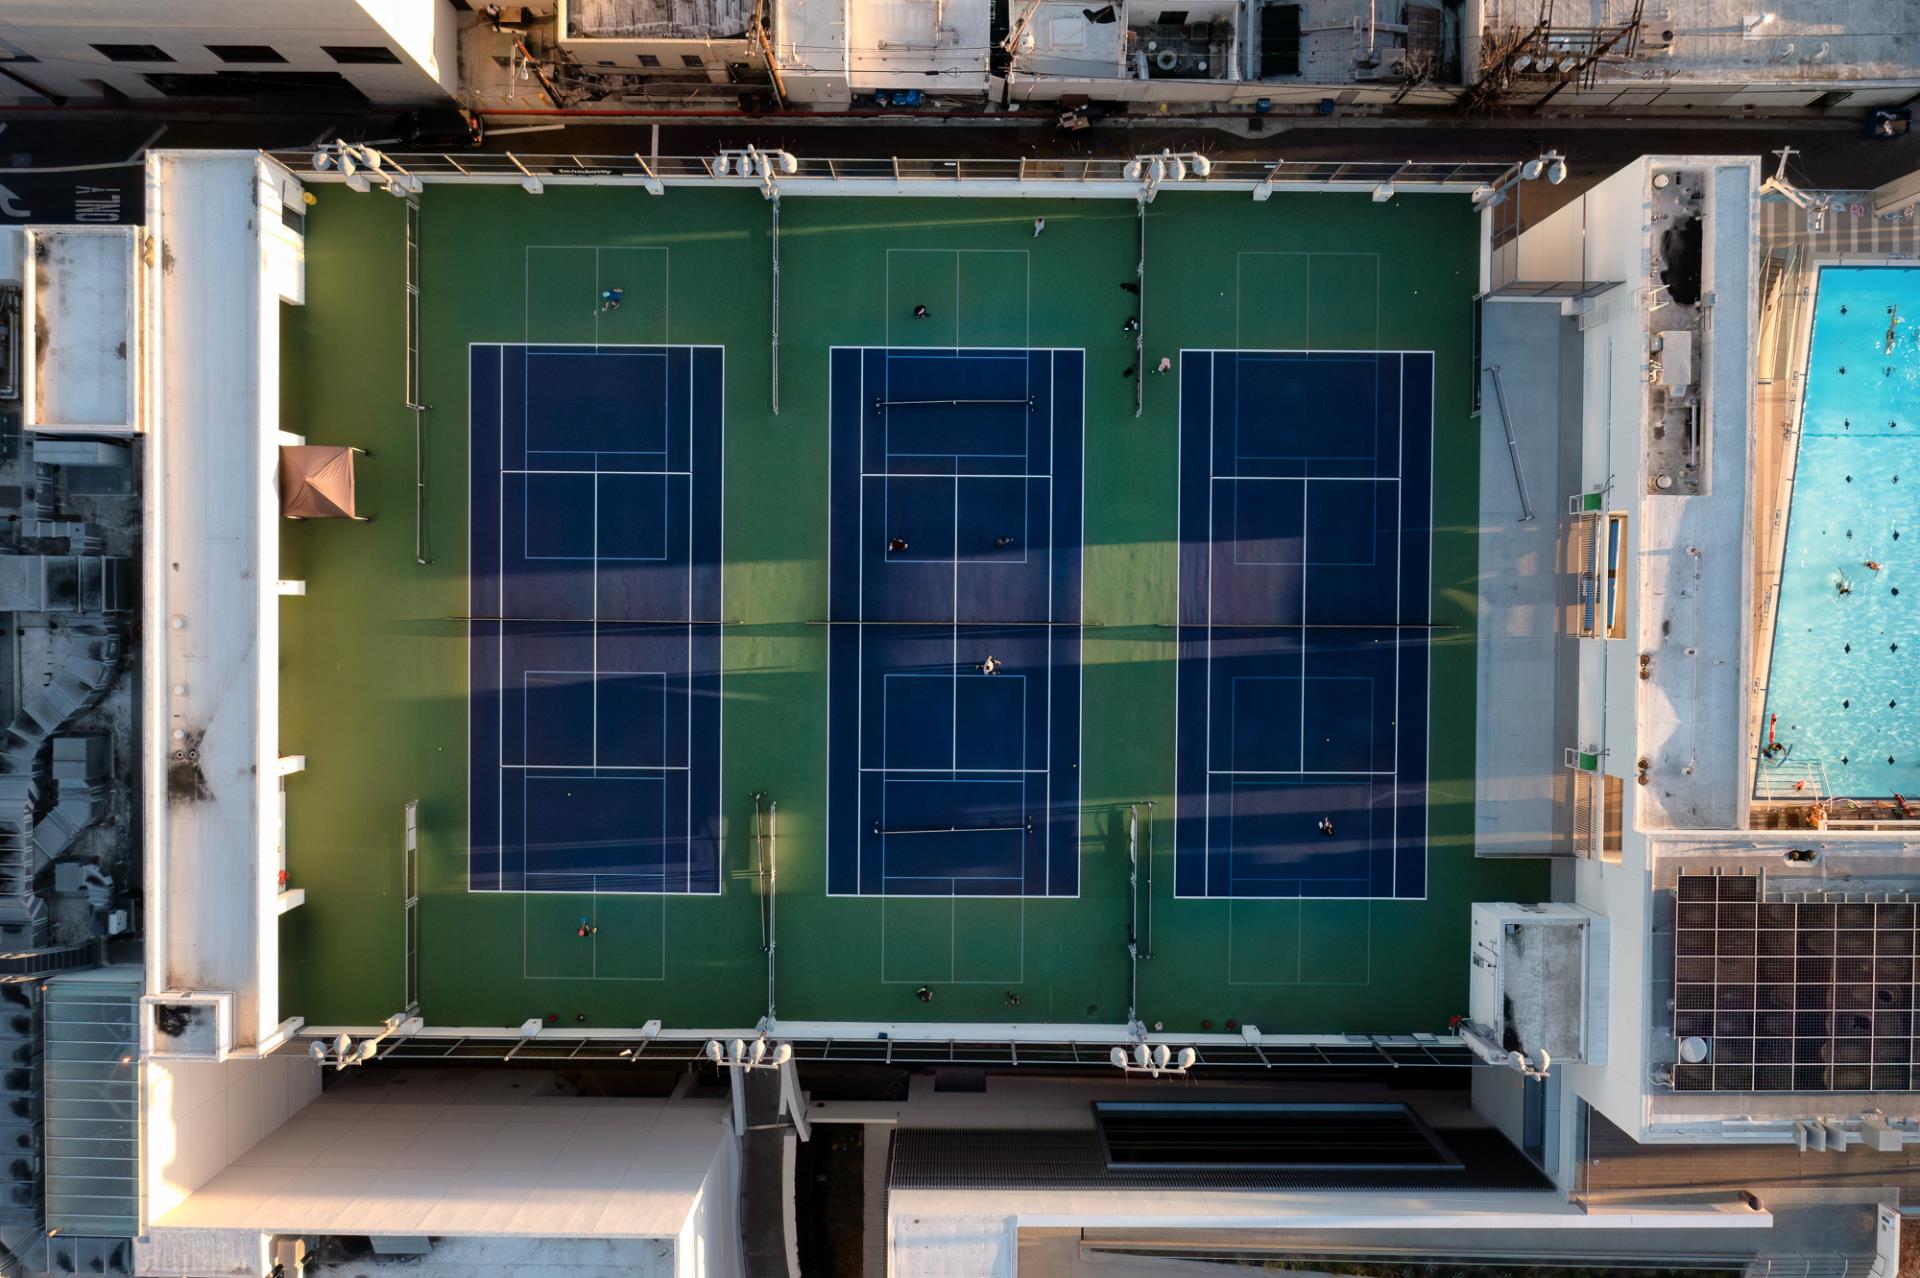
[278,445,360,519]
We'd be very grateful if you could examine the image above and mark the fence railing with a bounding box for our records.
[268,148,1510,197]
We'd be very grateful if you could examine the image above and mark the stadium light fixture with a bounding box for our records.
[1129,149,1212,203]
[712,146,800,200]
[705,1035,791,1071]
[1473,149,1569,211]
[1108,1042,1198,1078]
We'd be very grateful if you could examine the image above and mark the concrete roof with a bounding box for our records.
[153,1074,729,1238]
[1483,0,1920,83]
[144,151,300,1052]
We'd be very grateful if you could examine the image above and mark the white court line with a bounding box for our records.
[480,342,717,899]
[507,763,690,771]
[827,346,1085,903]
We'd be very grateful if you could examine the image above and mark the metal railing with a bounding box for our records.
[270,148,1510,198]
[403,194,430,565]
[304,1028,1475,1069]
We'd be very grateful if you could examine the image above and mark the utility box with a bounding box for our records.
[1468,901,1610,1067]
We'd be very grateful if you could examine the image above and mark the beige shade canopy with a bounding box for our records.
[278,445,362,519]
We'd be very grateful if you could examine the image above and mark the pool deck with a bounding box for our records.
[276,185,1547,1034]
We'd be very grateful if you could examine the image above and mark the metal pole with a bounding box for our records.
[1143,800,1155,960]
[404,193,431,564]
[1485,364,1536,521]
[1135,200,1147,418]
[1127,805,1140,1028]
[766,799,778,1022]
[770,191,782,415]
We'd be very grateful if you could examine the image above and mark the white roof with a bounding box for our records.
[144,151,298,1051]
[25,226,136,433]
[153,1079,729,1238]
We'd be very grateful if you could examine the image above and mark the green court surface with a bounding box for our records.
[277,184,1546,1033]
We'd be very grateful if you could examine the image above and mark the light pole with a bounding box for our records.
[711,147,800,415]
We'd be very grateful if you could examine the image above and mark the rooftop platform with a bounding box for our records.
[274,173,1547,1040]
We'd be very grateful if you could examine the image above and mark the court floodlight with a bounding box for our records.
[1473,150,1568,211]
[1128,149,1211,203]
[307,1040,329,1063]
[708,1036,791,1071]
[311,150,335,172]
[1113,1040,1197,1078]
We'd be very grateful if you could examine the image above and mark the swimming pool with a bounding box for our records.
[1761,265,1920,800]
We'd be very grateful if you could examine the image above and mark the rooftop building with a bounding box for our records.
[0,132,1908,1278]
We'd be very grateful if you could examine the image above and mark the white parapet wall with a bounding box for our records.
[141,151,307,1061]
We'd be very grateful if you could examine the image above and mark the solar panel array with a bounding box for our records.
[1672,872,1920,1093]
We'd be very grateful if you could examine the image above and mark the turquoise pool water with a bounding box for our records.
[1762,266,1920,800]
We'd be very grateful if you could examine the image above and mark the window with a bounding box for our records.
[1093,1103,1458,1171]
[140,70,367,103]
[1602,511,1628,638]
[680,54,705,68]
[636,53,661,67]
[1570,498,1628,639]
[322,45,401,64]
[206,45,285,63]
[1566,751,1622,862]
[1601,772,1623,860]
[92,44,172,62]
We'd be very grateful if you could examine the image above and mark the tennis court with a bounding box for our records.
[467,343,725,895]
[1174,350,1434,900]
[826,347,1084,898]
[275,186,1554,1031]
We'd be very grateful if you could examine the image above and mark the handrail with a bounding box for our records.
[271,148,1511,197]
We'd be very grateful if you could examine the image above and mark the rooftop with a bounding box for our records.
[274,172,1546,1038]
[1481,0,1920,84]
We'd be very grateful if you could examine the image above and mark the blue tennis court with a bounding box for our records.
[826,347,1084,898]
[468,344,724,894]
[1174,350,1433,900]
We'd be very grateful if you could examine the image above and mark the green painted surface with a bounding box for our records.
[278,185,1546,1034]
